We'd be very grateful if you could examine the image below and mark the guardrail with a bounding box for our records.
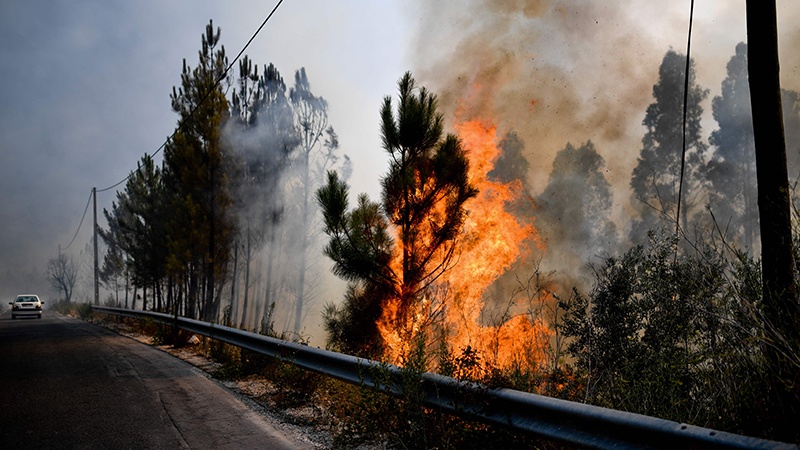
[93,305,797,450]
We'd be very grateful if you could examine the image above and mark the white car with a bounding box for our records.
[10,294,44,319]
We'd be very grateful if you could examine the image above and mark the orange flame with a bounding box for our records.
[378,117,551,371]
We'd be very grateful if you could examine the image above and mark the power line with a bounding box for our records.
[96,0,284,194]
[62,0,283,254]
[61,189,93,252]
[675,0,695,237]
[63,0,284,253]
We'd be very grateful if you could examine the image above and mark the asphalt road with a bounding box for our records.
[0,309,312,449]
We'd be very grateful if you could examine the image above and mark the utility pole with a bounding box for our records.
[746,0,799,440]
[93,187,99,306]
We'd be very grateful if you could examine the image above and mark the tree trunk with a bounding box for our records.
[263,215,279,330]
[230,241,239,326]
[124,269,129,309]
[156,280,162,312]
[239,231,252,329]
[188,264,197,319]
[294,151,311,336]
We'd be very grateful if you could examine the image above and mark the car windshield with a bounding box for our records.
[16,296,37,302]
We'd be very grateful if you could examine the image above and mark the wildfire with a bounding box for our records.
[378,118,550,372]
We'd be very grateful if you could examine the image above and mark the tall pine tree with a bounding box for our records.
[163,20,232,320]
[287,68,349,336]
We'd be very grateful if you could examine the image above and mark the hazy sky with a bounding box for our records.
[1,0,798,302]
[0,0,410,300]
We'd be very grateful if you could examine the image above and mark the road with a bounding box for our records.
[0,309,313,449]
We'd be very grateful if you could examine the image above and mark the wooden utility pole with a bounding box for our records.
[746,0,799,440]
[93,187,99,306]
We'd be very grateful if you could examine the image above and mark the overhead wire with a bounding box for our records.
[96,0,284,194]
[62,0,284,250]
[61,189,93,252]
[675,0,696,238]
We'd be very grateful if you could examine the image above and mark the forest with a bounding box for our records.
[51,20,800,444]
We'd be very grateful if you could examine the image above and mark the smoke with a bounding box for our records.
[404,0,673,295]
[407,1,800,293]
[409,1,664,196]
[220,65,349,341]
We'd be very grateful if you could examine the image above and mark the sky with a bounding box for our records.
[1,0,798,303]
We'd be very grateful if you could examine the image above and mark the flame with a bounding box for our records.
[378,117,551,371]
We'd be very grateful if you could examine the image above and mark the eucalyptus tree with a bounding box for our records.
[286,68,349,336]
[707,42,800,250]
[536,141,617,270]
[227,58,296,330]
[706,43,758,248]
[629,49,709,244]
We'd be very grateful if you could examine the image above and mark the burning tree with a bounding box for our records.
[318,72,477,358]
[320,74,551,372]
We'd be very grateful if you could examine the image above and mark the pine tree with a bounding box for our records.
[98,209,128,307]
[106,155,166,311]
[317,72,476,355]
[227,59,295,329]
[163,20,232,320]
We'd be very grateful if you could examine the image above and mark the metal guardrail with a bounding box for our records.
[93,305,797,450]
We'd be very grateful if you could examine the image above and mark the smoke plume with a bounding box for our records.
[407,1,800,291]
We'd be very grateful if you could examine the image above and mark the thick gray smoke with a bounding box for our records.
[407,0,670,295]
[221,65,350,339]
[407,1,800,294]
[409,1,662,194]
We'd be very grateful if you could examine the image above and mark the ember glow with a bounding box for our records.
[379,118,550,371]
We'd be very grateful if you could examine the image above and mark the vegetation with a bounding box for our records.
[559,230,796,436]
[94,21,347,336]
[53,299,93,320]
[53,23,800,446]
[629,49,709,242]
[317,72,477,358]
[46,252,78,302]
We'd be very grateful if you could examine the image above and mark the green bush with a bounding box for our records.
[76,302,94,320]
[559,229,799,441]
